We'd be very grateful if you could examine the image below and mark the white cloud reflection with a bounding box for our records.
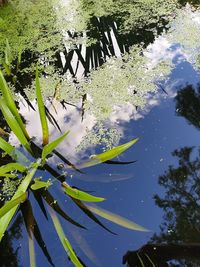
[9,5,200,161]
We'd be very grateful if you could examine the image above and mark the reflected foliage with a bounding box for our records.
[0,215,23,267]
[123,243,200,267]
[152,146,200,266]
[175,84,200,130]
[123,145,200,266]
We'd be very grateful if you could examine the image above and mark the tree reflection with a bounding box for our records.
[123,146,200,266]
[175,84,200,130]
[0,215,23,267]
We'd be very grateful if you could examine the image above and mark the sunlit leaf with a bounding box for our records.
[0,70,30,140]
[49,209,83,267]
[41,131,70,162]
[85,204,149,232]
[0,99,32,153]
[78,138,139,169]
[0,163,26,176]
[0,159,40,242]
[0,192,27,218]
[35,64,49,145]
[31,178,52,190]
[29,235,36,267]
[63,182,105,202]
[0,136,14,154]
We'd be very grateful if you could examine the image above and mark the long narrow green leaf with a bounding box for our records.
[0,163,26,176]
[85,205,149,232]
[0,136,14,154]
[29,235,36,267]
[0,137,30,166]
[0,159,40,242]
[0,192,27,218]
[21,200,55,267]
[144,254,155,267]
[0,70,30,140]
[137,253,145,267]
[62,182,105,202]
[36,64,49,145]
[0,99,32,154]
[49,209,83,267]
[41,131,70,161]
[78,138,139,169]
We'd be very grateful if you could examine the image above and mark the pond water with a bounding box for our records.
[0,1,200,267]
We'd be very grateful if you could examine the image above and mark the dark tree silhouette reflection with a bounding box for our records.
[0,215,23,267]
[123,146,200,266]
[153,147,200,243]
[175,84,200,130]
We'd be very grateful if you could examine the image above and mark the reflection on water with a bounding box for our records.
[0,215,23,267]
[0,1,200,267]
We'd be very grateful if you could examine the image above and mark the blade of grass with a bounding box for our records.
[0,71,30,140]
[29,235,36,267]
[0,99,32,153]
[36,64,49,145]
[0,159,40,241]
[71,198,116,235]
[49,209,83,267]
[137,253,145,267]
[0,137,30,166]
[144,253,156,267]
[0,163,26,176]
[78,138,139,169]
[41,190,86,229]
[0,192,27,218]
[21,200,55,267]
[85,204,149,232]
[0,136,14,154]
[41,131,69,162]
[32,191,48,220]
[62,182,105,202]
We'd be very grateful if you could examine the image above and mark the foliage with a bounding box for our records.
[0,70,146,266]
[175,84,200,130]
[163,4,200,70]
[0,0,63,62]
[80,0,178,33]
[152,146,200,266]
[154,146,200,243]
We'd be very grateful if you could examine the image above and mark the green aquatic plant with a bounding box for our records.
[0,69,147,266]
